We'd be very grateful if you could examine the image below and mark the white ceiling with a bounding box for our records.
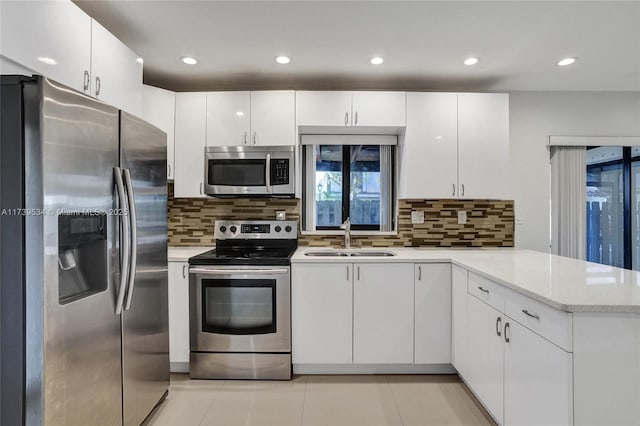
[73,0,640,92]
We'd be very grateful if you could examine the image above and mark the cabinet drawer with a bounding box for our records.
[504,288,572,352]
[468,272,504,312]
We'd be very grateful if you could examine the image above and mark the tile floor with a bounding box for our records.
[145,374,496,426]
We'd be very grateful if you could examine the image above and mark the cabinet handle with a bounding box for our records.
[522,309,540,320]
[461,184,465,197]
[452,184,456,197]
[344,112,349,126]
[355,111,358,125]
[243,132,248,145]
[346,266,349,281]
[83,70,90,92]
[357,265,360,281]
[253,132,256,145]
[496,316,502,336]
[94,76,101,97]
[418,266,422,281]
[478,286,489,294]
[182,264,186,279]
[504,322,511,343]
[167,164,171,177]
[199,182,203,194]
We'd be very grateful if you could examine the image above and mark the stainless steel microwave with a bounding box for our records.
[204,146,295,197]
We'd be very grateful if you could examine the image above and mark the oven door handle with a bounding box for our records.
[189,267,289,275]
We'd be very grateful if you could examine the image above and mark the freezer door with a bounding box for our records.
[27,77,123,425]
[119,111,169,426]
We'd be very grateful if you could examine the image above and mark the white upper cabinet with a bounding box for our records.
[90,19,143,115]
[0,0,92,94]
[206,91,295,146]
[457,93,510,199]
[351,91,406,127]
[401,92,458,198]
[206,91,251,146]
[141,85,175,179]
[250,91,296,145]
[174,92,207,198]
[400,92,509,199]
[296,91,406,127]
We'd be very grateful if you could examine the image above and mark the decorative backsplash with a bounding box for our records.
[168,184,514,247]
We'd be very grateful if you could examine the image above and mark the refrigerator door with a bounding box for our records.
[119,111,169,426]
[28,77,123,425]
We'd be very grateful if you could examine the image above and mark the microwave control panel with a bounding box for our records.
[270,159,290,185]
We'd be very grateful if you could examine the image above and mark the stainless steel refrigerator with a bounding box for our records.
[0,75,169,425]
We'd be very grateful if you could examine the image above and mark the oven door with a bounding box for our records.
[204,147,294,197]
[189,265,290,353]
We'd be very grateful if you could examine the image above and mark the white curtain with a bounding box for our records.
[550,146,586,259]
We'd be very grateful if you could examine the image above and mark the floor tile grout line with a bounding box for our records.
[196,381,222,426]
[385,375,406,426]
[299,375,308,426]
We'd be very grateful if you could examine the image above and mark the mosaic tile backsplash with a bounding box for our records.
[168,184,514,247]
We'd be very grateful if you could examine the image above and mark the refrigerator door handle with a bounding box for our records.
[123,168,138,311]
[114,167,130,315]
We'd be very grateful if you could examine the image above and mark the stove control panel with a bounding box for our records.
[215,220,298,240]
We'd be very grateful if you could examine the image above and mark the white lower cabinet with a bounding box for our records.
[451,264,468,376]
[168,261,190,372]
[414,263,451,364]
[466,294,504,425]
[504,318,573,426]
[353,263,414,364]
[292,263,353,364]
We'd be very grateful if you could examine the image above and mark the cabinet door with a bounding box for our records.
[168,262,190,369]
[90,19,142,115]
[353,263,414,364]
[400,93,458,198]
[141,85,175,179]
[296,91,352,127]
[250,91,295,145]
[457,93,509,199]
[0,0,92,94]
[504,319,573,426]
[466,295,504,425]
[351,91,406,127]
[206,91,250,146]
[174,92,207,197]
[414,263,451,364]
[451,265,468,377]
[292,263,353,364]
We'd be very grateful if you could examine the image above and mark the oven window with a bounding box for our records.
[201,279,276,335]
[208,159,266,186]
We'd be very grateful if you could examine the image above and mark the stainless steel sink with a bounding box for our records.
[304,250,396,257]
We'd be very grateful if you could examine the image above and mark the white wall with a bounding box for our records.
[509,91,640,251]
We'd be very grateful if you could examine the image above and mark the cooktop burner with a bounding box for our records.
[189,220,298,266]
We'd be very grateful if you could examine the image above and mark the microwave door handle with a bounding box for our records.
[265,153,272,193]
[123,169,138,311]
[114,167,130,315]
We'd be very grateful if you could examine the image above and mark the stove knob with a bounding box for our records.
[285,225,292,233]
[229,226,237,233]
[219,226,227,233]
[274,225,282,233]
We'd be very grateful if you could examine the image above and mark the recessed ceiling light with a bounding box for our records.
[557,57,577,66]
[275,56,290,64]
[464,57,479,66]
[370,56,384,65]
[37,57,57,65]
[136,57,144,64]
[180,56,198,65]
[235,111,245,117]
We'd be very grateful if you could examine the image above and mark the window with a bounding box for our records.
[302,137,395,232]
[586,146,640,270]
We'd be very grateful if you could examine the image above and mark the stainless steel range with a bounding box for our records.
[189,220,297,380]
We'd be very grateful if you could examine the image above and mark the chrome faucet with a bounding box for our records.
[340,217,351,249]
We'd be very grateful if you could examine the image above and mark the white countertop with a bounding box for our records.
[168,246,213,262]
[292,247,640,313]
